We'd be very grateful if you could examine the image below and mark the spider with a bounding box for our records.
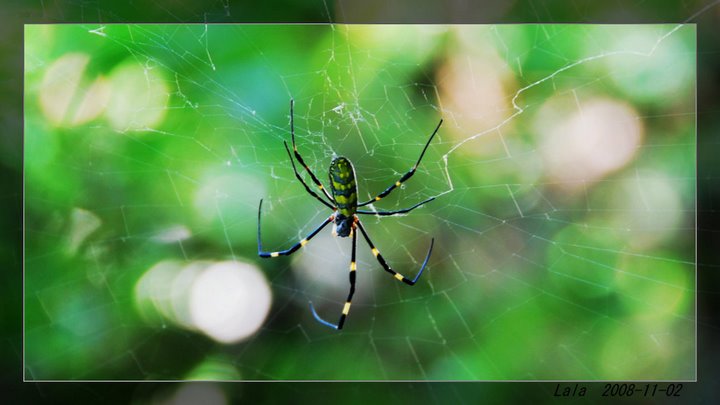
[257,99,442,330]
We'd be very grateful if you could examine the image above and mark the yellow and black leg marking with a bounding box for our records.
[289,99,336,203]
[309,229,358,330]
[357,118,443,207]
[257,199,333,258]
[356,219,434,286]
[356,196,435,217]
[283,141,335,210]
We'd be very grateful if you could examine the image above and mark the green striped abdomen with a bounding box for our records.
[329,157,357,217]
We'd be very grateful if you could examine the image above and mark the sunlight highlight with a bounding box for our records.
[39,53,110,126]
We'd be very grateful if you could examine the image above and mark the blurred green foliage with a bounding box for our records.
[24,24,695,381]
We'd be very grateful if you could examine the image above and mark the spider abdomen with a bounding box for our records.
[329,157,358,220]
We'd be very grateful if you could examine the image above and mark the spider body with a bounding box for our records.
[329,156,358,237]
[258,99,443,330]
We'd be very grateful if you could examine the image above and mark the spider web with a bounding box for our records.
[24,24,696,380]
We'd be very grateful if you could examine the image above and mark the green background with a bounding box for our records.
[24,24,695,382]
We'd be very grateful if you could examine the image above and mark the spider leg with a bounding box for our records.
[289,99,335,203]
[283,141,335,209]
[257,199,333,258]
[356,197,435,217]
[356,219,433,286]
[309,228,358,330]
[357,119,443,207]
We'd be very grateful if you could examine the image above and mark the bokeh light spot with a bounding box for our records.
[189,261,271,343]
[607,171,683,249]
[135,260,271,344]
[603,29,694,104]
[535,97,643,188]
[106,62,169,131]
[65,207,101,255]
[438,39,514,148]
[135,260,183,324]
[616,256,690,321]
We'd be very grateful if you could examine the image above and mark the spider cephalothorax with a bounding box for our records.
[258,99,442,330]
